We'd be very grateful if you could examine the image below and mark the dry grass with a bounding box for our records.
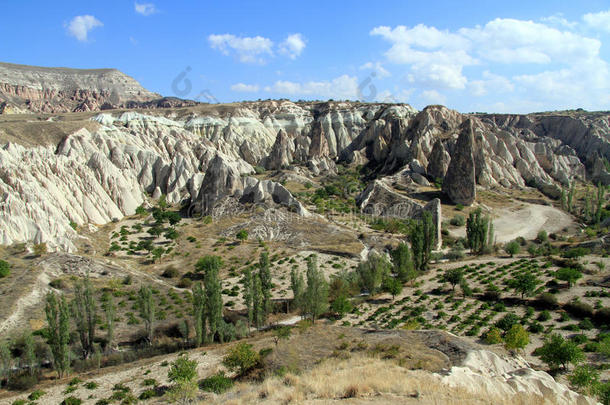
[207,354,549,405]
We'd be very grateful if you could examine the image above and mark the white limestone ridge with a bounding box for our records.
[0,101,608,252]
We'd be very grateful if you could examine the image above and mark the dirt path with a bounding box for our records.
[450,202,573,243]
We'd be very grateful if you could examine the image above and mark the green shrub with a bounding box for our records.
[484,327,503,344]
[565,301,594,319]
[495,313,520,332]
[199,372,234,394]
[84,381,98,390]
[0,260,10,278]
[535,293,558,309]
[538,310,552,322]
[8,372,38,391]
[162,266,179,278]
[61,397,82,405]
[222,343,260,376]
[450,214,465,227]
[28,390,46,400]
[138,389,158,400]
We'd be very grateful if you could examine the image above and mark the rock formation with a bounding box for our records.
[357,180,442,249]
[443,119,476,206]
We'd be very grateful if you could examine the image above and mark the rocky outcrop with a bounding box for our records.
[357,180,441,249]
[427,139,450,181]
[0,61,161,113]
[262,129,294,170]
[443,119,476,206]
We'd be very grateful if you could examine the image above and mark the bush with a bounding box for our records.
[562,247,589,259]
[538,310,552,322]
[565,301,594,319]
[504,324,529,350]
[536,230,548,243]
[0,260,10,278]
[222,343,260,376]
[535,293,558,309]
[177,277,193,288]
[162,266,179,278]
[450,214,465,226]
[28,390,46,400]
[168,355,198,384]
[61,397,82,405]
[7,372,38,391]
[138,389,158,400]
[594,307,610,326]
[528,321,544,333]
[568,365,599,396]
[504,241,521,257]
[199,372,234,394]
[484,327,503,344]
[495,313,520,332]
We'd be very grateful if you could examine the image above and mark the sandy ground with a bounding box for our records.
[450,202,574,243]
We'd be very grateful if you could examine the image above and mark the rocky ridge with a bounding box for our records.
[0,100,608,251]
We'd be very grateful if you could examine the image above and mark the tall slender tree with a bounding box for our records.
[241,268,253,330]
[391,243,417,283]
[72,276,96,359]
[290,268,304,315]
[102,292,116,352]
[138,285,156,346]
[258,251,272,322]
[252,274,264,328]
[45,292,70,377]
[304,255,329,323]
[203,260,223,342]
[192,283,207,346]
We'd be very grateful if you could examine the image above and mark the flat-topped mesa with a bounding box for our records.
[0,61,160,113]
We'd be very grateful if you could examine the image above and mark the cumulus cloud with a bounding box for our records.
[135,2,158,16]
[66,15,103,42]
[264,75,359,99]
[359,61,391,78]
[420,90,446,105]
[371,14,610,111]
[231,83,260,92]
[208,34,274,64]
[279,34,306,59]
[583,10,610,32]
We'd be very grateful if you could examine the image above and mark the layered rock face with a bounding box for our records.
[0,62,161,113]
[0,98,608,251]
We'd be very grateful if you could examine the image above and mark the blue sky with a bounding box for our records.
[2,1,610,113]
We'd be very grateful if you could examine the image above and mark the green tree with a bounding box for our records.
[203,261,223,342]
[290,268,304,315]
[466,208,493,255]
[594,183,607,224]
[192,283,207,346]
[442,268,464,292]
[273,326,291,347]
[504,324,529,351]
[382,276,402,301]
[459,279,473,298]
[45,292,70,377]
[20,332,36,375]
[331,294,352,317]
[167,354,198,404]
[555,267,583,288]
[195,255,223,274]
[102,293,116,352]
[304,255,329,323]
[538,333,584,371]
[356,253,391,295]
[222,342,260,376]
[252,274,264,329]
[137,285,156,345]
[508,271,541,300]
[409,212,436,270]
[258,251,272,323]
[241,268,253,329]
[236,229,248,242]
[391,243,417,284]
[484,327,503,344]
[0,341,12,384]
[72,276,96,359]
[568,365,600,396]
[0,260,9,278]
[567,181,575,213]
[504,240,520,258]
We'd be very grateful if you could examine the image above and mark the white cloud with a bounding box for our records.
[279,34,306,59]
[231,83,260,92]
[208,34,274,64]
[468,71,514,97]
[459,18,600,65]
[420,90,446,105]
[66,15,103,42]
[265,75,359,99]
[135,2,158,16]
[540,14,578,30]
[583,10,610,32]
[359,62,391,78]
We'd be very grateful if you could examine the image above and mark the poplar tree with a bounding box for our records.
[45,292,70,377]
[138,285,156,346]
[192,283,207,346]
[258,251,272,322]
[304,255,329,323]
[391,243,417,283]
[204,260,223,342]
[73,276,96,359]
[241,268,253,329]
[290,268,304,315]
[102,293,116,352]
